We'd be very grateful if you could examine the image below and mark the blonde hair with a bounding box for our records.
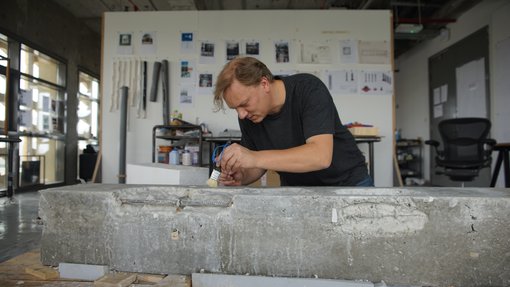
[213,57,273,111]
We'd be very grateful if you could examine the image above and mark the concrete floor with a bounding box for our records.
[0,191,42,263]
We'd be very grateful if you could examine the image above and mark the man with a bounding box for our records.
[213,57,372,187]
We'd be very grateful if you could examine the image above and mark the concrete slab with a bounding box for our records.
[39,184,510,287]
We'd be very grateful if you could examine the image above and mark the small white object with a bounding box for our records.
[331,208,338,223]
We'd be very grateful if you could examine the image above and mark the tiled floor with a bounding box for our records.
[0,191,42,263]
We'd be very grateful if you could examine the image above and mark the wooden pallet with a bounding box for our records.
[0,250,190,287]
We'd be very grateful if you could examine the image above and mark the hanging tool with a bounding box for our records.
[141,60,147,118]
[150,61,161,102]
[161,60,170,125]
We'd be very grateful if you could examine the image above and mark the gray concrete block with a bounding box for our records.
[40,184,510,287]
[192,273,374,287]
[59,262,109,281]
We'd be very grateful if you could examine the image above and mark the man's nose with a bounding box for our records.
[237,108,247,119]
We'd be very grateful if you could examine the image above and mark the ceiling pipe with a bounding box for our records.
[397,17,456,24]
[148,0,158,10]
[391,1,441,8]
[359,0,375,9]
[99,0,112,11]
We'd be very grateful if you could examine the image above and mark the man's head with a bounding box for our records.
[214,57,274,123]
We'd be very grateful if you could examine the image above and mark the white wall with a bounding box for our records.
[395,0,510,185]
[102,10,394,186]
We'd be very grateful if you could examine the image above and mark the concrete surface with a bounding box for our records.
[39,184,510,286]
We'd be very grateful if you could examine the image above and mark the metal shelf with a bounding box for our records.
[152,123,202,166]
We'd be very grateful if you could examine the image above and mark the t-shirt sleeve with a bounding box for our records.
[239,118,256,150]
[300,78,336,140]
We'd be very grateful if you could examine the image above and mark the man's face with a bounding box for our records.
[224,78,269,123]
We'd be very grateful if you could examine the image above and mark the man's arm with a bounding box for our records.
[219,134,333,174]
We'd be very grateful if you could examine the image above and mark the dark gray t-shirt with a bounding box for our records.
[239,73,368,186]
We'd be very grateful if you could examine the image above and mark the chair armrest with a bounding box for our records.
[482,138,497,147]
[483,138,497,161]
[424,140,439,147]
[425,140,443,158]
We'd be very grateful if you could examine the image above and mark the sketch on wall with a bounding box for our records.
[358,40,389,64]
[358,70,393,95]
[325,69,358,94]
[339,39,359,64]
[299,41,332,64]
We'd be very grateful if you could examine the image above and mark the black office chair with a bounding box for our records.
[425,117,496,183]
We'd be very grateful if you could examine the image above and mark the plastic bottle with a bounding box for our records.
[169,149,180,165]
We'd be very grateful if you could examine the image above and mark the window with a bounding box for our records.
[18,45,66,186]
[77,71,99,150]
[0,34,8,192]
[1,34,8,128]
[77,71,99,181]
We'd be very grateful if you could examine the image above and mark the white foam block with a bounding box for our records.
[59,262,109,280]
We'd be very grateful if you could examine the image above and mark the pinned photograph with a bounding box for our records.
[117,32,133,55]
[226,40,240,60]
[140,31,157,54]
[181,32,195,53]
[180,59,195,80]
[198,72,214,94]
[142,33,153,44]
[199,41,216,64]
[245,40,260,58]
[274,40,290,63]
[119,33,132,46]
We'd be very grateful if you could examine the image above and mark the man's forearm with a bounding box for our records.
[240,167,267,185]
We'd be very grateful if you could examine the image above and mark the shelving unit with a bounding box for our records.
[152,121,203,166]
[396,139,422,185]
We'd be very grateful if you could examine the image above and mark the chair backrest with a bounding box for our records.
[438,117,491,165]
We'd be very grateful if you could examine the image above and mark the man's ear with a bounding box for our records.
[260,76,270,89]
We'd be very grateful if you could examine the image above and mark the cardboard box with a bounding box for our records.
[348,127,379,137]
[249,170,280,187]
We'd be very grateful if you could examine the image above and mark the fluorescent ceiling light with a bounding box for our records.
[395,24,423,34]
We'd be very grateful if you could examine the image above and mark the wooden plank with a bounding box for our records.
[25,264,59,280]
[136,273,165,283]
[93,273,136,287]
[156,275,191,287]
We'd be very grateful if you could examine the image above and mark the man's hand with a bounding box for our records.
[218,169,243,186]
[219,143,257,173]
[215,144,266,186]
